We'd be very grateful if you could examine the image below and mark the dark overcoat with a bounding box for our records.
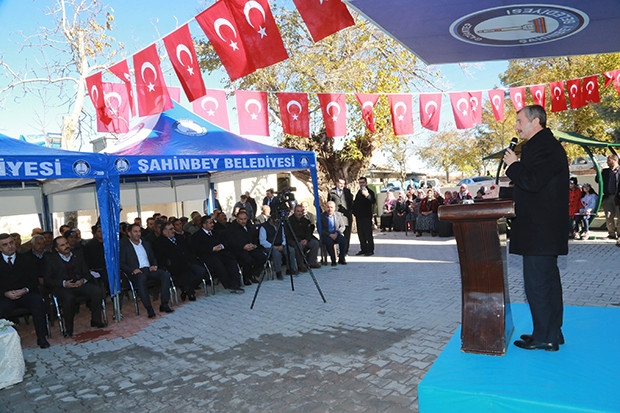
[506,128,569,256]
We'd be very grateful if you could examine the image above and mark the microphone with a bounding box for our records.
[502,138,519,171]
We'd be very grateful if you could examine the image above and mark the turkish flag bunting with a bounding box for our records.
[487,89,505,122]
[108,59,136,116]
[549,81,568,112]
[469,91,482,124]
[97,82,130,134]
[529,84,546,107]
[419,93,442,132]
[85,71,105,118]
[292,0,355,43]
[566,78,585,109]
[235,90,270,136]
[277,92,310,138]
[196,2,256,81]
[224,0,288,69]
[132,44,173,117]
[163,24,206,102]
[509,87,526,112]
[603,69,620,95]
[449,92,474,129]
[388,94,413,136]
[318,93,347,138]
[192,89,230,130]
[355,93,379,133]
[167,86,181,103]
[582,75,601,104]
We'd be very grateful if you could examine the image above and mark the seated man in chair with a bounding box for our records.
[120,224,174,318]
[286,204,321,271]
[320,201,348,266]
[44,236,105,337]
[259,214,298,280]
[0,233,50,348]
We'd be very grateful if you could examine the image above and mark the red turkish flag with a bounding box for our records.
[487,89,505,121]
[318,93,347,138]
[419,93,441,132]
[235,90,269,136]
[355,93,379,133]
[292,0,355,42]
[192,89,230,130]
[566,78,585,109]
[468,91,482,124]
[109,59,136,117]
[509,87,526,112]
[85,71,105,118]
[277,92,310,138]
[549,81,568,112]
[388,94,413,136]
[224,0,288,69]
[529,84,546,107]
[133,44,173,117]
[97,82,130,134]
[163,24,206,102]
[196,2,256,81]
[603,69,620,87]
[582,75,601,104]
[449,92,474,129]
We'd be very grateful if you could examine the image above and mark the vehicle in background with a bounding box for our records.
[569,155,607,172]
[457,176,495,187]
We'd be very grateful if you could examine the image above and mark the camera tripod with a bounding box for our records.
[250,212,326,309]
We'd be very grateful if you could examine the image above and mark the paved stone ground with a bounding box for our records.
[2,229,619,412]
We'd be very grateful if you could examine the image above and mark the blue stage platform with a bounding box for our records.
[419,304,620,412]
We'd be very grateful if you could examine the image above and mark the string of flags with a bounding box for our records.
[84,0,620,138]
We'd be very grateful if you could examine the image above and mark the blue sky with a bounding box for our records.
[0,0,508,153]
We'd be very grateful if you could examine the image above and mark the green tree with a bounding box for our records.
[415,128,479,182]
[0,0,122,149]
[195,8,443,197]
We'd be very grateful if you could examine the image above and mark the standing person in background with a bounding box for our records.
[596,154,620,239]
[503,104,568,352]
[568,177,582,239]
[353,176,376,256]
[328,178,354,247]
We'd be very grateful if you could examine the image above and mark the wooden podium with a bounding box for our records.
[438,199,515,355]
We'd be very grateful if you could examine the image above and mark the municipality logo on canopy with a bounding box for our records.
[450,4,589,47]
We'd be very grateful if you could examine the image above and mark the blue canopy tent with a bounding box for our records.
[0,133,121,313]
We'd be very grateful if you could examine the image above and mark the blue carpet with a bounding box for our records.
[419,303,620,412]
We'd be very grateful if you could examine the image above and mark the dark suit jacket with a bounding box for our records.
[0,253,40,294]
[329,187,354,220]
[285,214,316,242]
[506,128,569,256]
[226,221,261,253]
[596,167,620,197]
[321,212,346,239]
[153,235,197,276]
[192,228,235,261]
[44,250,95,291]
[353,187,376,219]
[119,238,158,275]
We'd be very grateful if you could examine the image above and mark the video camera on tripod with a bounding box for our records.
[272,187,297,216]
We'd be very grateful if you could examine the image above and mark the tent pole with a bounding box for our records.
[134,182,142,217]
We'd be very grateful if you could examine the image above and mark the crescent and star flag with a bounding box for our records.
[603,69,620,95]
[469,91,482,124]
[132,44,173,117]
[582,75,601,104]
[85,71,107,124]
[449,92,473,129]
[224,0,288,69]
[108,59,136,116]
[162,24,206,102]
[318,93,347,138]
[509,87,526,112]
[235,90,270,136]
[97,82,130,134]
[192,89,230,130]
[292,0,355,43]
[529,84,546,107]
[388,94,413,136]
[419,93,442,132]
[196,1,256,81]
[549,80,568,112]
[355,93,379,133]
[487,89,505,122]
[277,92,310,137]
[566,78,585,109]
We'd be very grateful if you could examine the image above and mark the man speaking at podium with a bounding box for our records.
[503,104,568,352]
